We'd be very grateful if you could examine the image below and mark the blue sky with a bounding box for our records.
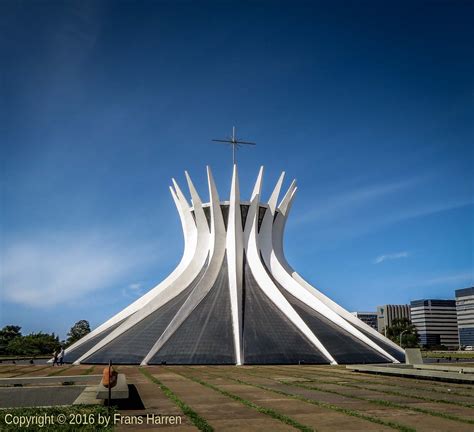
[1,1,473,339]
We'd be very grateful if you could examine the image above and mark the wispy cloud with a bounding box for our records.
[0,232,160,308]
[410,272,473,288]
[373,251,409,264]
[296,177,417,224]
[121,282,145,299]
[292,172,473,245]
[380,198,473,227]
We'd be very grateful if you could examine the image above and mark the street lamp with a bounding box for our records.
[400,330,408,349]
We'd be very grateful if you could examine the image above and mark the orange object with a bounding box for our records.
[102,366,118,388]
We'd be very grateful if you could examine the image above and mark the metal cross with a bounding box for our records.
[212,126,256,164]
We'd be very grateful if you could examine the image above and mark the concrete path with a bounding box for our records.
[178,367,393,432]
[114,366,197,431]
[2,364,474,431]
[153,367,293,431]
[0,385,86,408]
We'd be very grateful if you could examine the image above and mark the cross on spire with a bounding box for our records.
[212,126,256,164]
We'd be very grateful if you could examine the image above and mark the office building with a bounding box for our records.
[456,287,474,348]
[410,299,459,348]
[377,305,411,333]
[352,312,378,330]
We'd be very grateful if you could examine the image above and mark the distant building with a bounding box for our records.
[351,312,378,330]
[410,299,459,348]
[456,287,474,348]
[377,305,411,334]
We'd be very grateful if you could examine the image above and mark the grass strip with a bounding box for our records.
[139,367,213,432]
[284,379,474,426]
[185,368,414,432]
[307,365,474,391]
[173,368,315,432]
[423,352,474,359]
[259,367,474,408]
[82,366,96,375]
[296,377,474,399]
[328,380,474,408]
[10,365,52,377]
[262,365,474,398]
[47,365,75,376]
[0,366,26,375]
[237,367,474,426]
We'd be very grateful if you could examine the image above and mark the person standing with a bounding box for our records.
[52,350,59,366]
[58,347,65,366]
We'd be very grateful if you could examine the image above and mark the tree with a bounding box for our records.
[7,332,61,356]
[385,318,419,348]
[66,320,91,346]
[0,325,22,354]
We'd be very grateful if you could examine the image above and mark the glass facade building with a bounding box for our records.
[352,312,378,330]
[410,299,459,348]
[456,287,474,348]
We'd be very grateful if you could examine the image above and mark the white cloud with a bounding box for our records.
[381,198,473,226]
[411,272,473,288]
[292,172,473,246]
[121,282,145,299]
[0,232,159,308]
[373,251,409,264]
[295,177,419,225]
[128,283,142,291]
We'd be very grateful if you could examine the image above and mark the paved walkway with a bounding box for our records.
[1,364,474,431]
[152,367,292,431]
[0,385,85,408]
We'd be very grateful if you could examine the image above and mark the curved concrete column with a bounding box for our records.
[260,179,398,362]
[66,163,404,366]
[67,179,201,359]
[244,171,336,365]
[226,164,244,365]
[73,176,211,364]
[141,166,227,365]
[272,183,404,360]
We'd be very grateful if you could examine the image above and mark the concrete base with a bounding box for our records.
[414,364,474,373]
[96,374,129,399]
[405,348,423,365]
[73,386,103,405]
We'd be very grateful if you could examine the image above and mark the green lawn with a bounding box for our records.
[422,351,474,359]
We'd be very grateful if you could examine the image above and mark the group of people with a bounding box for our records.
[52,347,65,366]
